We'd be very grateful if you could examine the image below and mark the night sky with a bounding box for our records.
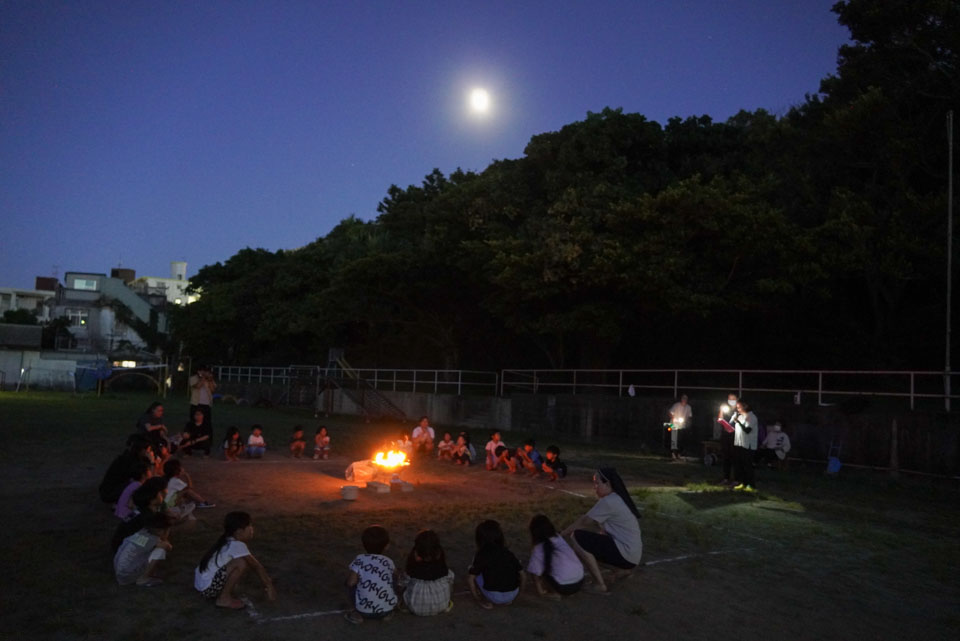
[0,1,849,288]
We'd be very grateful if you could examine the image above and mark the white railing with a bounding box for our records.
[499,368,960,410]
[214,365,499,396]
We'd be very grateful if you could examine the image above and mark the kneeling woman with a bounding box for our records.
[562,467,642,593]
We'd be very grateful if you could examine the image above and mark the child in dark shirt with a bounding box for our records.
[542,446,568,482]
[468,520,524,609]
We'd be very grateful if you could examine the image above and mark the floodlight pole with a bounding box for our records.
[947,110,954,412]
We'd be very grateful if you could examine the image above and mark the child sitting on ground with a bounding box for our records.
[223,427,243,462]
[485,431,516,472]
[99,435,153,507]
[468,519,524,609]
[114,461,152,520]
[194,511,276,610]
[289,425,306,458]
[436,432,456,460]
[313,426,331,460]
[163,459,214,521]
[526,514,584,599]
[113,511,174,587]
[345,525,398,624]
[516,439,544,477]
[396,433,413,458]
[452,432,476,465]
[246,425,266,458]
[111,476,169,553]
[400,529,454,616]
[542,446,568,482]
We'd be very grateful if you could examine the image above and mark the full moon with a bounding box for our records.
[469,88,491,113]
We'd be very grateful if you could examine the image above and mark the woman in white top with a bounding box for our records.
[562,467,642,594]
[732,401,759,491]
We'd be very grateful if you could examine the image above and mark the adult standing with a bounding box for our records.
[717,393,738,485]
[668,394,692,461]
[732,401,759,491]
[189,365,217,435]
[562,467,642,594]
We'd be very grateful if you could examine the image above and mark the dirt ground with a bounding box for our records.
[2,397,958,641]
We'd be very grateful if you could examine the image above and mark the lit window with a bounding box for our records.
[73,278,98,291]
[66,308,88,326]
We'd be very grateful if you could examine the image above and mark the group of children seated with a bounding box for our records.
[104,406,587,619]
[220,423,333,461]
[480,431,568,482]
[411,419,568,483]
[103,433,217,587]
[342,514,585,623]
[288,425,332,459]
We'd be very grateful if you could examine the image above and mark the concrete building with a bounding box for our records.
[51,270,168,357]
[0,283,56,323]
[130,261,198,306]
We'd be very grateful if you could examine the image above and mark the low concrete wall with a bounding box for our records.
[0,351,77,391]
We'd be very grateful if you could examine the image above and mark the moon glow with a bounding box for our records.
[469,88,491,113]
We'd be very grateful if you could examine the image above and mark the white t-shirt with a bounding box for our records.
[669,402,692,426]
[412,425,435,441]
[349,553,398,614]
[733,411,759,450]
[526,535,584,586]
[586,493,643,565]
[485,439,505,456]
[164,476,188,508]
[194,539,250,591]
[114,529,164,585]
[762,430,791,458]
[248,433,265,447]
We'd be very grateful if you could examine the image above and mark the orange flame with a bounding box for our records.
[373,450,409,469]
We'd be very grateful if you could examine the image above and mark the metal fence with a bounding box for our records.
[212,365,960,411]
[214,365,499,396]
[500,369,960,411]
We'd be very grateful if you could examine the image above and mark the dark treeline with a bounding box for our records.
[172,1,960,371]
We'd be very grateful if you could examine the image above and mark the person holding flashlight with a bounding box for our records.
[667,394,692,460]
[717,393,738,485]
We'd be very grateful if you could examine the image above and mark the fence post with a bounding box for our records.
[413,370,417,394]
[818,371,823,406]
[889,419,899,478]
[458,370,463,396]
[910,373,915,411]
[674,370,678,397]
[434,370,438,394]
[619,370,623,396]
[573,370,577,396]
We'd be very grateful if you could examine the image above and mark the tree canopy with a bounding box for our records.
[171,1,960,370]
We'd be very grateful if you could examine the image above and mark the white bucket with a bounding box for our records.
[341,485,359,500]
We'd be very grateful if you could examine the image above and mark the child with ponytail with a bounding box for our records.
[526,514,584,600]
[194,511,275,609]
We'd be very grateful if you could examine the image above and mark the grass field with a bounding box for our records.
[1,391,958,641]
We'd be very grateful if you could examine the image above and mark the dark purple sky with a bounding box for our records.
[1,1,849,288]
